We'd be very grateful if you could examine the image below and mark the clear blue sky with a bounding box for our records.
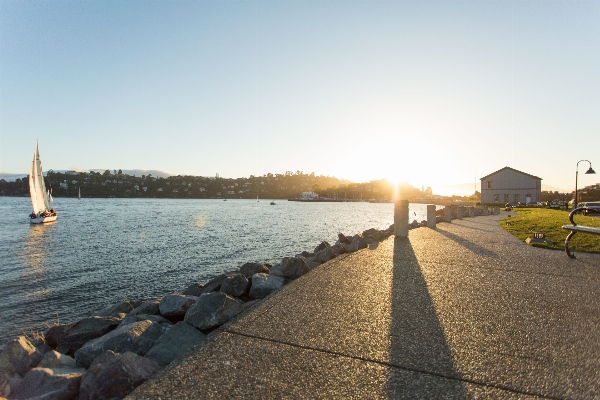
[1,1,599,195]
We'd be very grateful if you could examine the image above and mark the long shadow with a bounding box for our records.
[387,237,468,397]
[434,226,500,258]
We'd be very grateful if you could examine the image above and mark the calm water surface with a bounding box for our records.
[0,197,434,342]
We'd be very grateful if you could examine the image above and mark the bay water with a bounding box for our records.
[0,197,435,343]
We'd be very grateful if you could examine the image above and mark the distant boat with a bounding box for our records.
[223,198,227,201]
[257,195,259,203]
[47,188,54,203]
[270,200,276,205]
[29,142,57,224]
[78,187,81,200]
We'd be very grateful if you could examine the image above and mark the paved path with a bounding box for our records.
[130,212,600,399]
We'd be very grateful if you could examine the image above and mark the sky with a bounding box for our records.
[1,1,599,195]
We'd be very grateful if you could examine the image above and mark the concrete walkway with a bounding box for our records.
[130,212,600,399]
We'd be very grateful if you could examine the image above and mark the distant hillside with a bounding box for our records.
[89,169,175,178]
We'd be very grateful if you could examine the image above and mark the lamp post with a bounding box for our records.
[574,160,596,208]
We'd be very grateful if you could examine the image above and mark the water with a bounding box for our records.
[0,197,435,342]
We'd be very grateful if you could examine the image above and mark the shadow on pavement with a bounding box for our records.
[387,236,467,397]
[434,226,500,258]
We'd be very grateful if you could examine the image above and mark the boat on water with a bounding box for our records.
[270,200,276,205]
[29,142,57,224]
[78,187,81,200]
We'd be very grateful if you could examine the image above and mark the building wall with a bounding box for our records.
[481,169,541,204]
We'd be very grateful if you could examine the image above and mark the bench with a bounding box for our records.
[562,207,600,258]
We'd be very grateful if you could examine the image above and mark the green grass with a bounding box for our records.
[501,208,600,254]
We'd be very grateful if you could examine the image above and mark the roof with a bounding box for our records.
[479,166,542,181]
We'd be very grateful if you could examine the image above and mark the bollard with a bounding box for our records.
[426,205,436,228]
[493,206,500,215]
[394,200,409,237]
[456,206,463,219]
[468,207,475,217]
[444,207,452,222]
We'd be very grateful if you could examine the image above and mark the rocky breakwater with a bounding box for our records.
[0,225,393,400]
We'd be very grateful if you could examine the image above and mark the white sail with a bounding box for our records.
[29,142,50,213]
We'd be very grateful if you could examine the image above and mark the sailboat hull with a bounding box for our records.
[30,215,57,224]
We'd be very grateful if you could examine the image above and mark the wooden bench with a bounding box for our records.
[562,207,600,258]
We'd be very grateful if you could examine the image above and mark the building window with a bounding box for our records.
[494,194,499,202]
[487,181,492,189]
[514,194,520,203]
[504,194,509,203]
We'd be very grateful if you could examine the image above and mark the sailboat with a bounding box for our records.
[47,188,54,203]
[29,142,57,224]
[78,187,81,200]
[257,195,259,203]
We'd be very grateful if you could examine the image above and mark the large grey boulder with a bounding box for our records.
[37,350,76,369]
[54,316,122,356]
[145,321,206,366]
[338,233,352,244]
[313,241,330,253]
[45,324,71,350]
[10,366,85,400]
[313,247,335,263]
[128,301,160,316]
[181,283,205,296]
[201,274,228,294]
[342,242,359,253]
[117,314,172,329]
[74,320,164,368]
[184,292,243,331]
[158,294,198,322]
[239,262,269,278]
[0,336,44,376]
[331,244,347,256]
[220,273,249,297]
[249,273,284,300]
[96,300,142,317]
[271,256,310,280]
[78,351,159,400]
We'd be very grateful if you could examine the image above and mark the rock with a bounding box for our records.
[201,274,228,294]
[181,283,205,296]
[220,273,249,297]
[313,241,330,253]
[369,242,379,250]
[10,366,85,400]
[55,316,122,356]
[263,263,274,269]
[331,244,347,256]
[305,261,322,270]
[355,237,368,250]
[37,350,76,369]
[117,314,172,329]
[78,351,159,400]
[184,292,243,331]
[338,233,351,244]
[362,228,380,241]
[0,371,21,398]
[239,262,269,278]
[96,300,142,317]
[249,273,285,300]
[158,294,198,323]
[271,256,309,280]
[296,251,314,258]
[44,324,71,350]
[74,320,164,368]
[0,336,44,376]
[313,247,335,263]
[144,321,205,366]
[128,301,160,316]
[342,242,359,253]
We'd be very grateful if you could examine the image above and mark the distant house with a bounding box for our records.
[480,167,542,204]
[301,191,319,199]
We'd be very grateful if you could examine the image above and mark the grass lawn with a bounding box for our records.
[501,208,600,254]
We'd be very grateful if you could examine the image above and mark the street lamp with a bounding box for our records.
[574,160,596,208]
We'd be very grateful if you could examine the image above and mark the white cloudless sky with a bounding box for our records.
[1,0,599,194]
